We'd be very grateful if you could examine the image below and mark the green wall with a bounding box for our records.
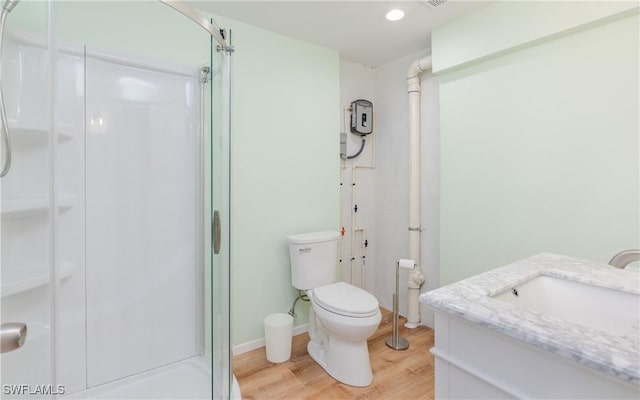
[59,1,208,66]
[437,3,639,284]
[213,17,340,346]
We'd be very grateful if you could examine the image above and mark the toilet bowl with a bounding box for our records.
[287,231,381,386]
[306,282,381,387]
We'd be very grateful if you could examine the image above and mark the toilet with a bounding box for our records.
[287,230,381,387]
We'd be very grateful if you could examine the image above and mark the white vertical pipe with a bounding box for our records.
[339,106,350,283]
[350,166,357,284]
[405,56,431,328]
[360,228,366,290]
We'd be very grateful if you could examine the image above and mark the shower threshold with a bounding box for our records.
[63,357,240,399]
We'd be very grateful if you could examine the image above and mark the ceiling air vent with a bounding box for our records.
[424,0,447,9]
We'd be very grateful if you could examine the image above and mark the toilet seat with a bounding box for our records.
[312,282,379,318]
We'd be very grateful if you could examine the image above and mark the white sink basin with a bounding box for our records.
[491,274,640,337]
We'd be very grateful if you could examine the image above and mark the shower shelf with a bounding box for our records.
[1,262,75,298]
[1,193,76,218]
[8,120,74,143]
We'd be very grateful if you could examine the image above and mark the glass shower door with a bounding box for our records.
[209,29,232,400]
[2,2,233,399]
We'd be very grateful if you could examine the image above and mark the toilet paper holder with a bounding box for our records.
[385,259,415,350]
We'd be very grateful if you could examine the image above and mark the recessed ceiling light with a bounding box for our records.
[385,9,405,22]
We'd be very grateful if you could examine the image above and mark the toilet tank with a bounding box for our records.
[287,231,340,290]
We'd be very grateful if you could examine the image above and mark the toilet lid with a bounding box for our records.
[313,282,379,318]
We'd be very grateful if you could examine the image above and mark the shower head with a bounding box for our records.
[2,0,19,13]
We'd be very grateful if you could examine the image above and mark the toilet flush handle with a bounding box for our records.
[299,247,311,253]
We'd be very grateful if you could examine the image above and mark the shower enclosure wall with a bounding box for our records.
[0,1,232,398]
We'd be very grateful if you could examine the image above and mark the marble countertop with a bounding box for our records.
[420,253,640,385]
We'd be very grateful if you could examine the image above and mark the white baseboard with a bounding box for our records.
[232,337,264,356]
[292,323,309,336]
[232,323,309,356]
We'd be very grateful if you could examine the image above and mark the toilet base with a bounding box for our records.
[307,335,374,387]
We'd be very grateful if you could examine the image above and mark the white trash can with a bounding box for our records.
[263,313,293,363]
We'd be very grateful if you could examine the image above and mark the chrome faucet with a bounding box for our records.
[1,322,27,353]
[609,250,640,269]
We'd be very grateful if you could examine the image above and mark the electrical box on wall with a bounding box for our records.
[350,99,373,136]
[340,133,347,156]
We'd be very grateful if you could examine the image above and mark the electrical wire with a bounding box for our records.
[340,137,366,160]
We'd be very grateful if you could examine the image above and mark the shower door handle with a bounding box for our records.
[1,322,27,353]
[212,210,221,254]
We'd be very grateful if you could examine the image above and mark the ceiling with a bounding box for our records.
[189,1,490,67]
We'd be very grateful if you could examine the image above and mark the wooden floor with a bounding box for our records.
[233,308,435,400]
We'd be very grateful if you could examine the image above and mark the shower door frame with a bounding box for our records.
[207,22,234,400]
[160,3,234,399]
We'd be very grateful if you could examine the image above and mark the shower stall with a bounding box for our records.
[0,1,233,398]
